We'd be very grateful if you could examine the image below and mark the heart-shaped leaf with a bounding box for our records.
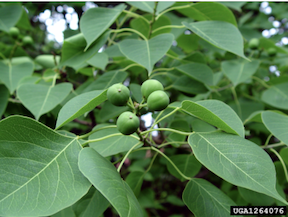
[0,116,91,216]
[183,21,247,60]
[0,5,22,32]
[56,90,107,129]
[222,60,260,86]
[261,82,288,110]
[17,83,73,120]
[80,4,126,50]
[127,2,154,13]
[188,131,287,204]
[0,61,33,94]
[119,33,174,74]
[78,147,144,217]
[262,111,288,145]
[183,178,238,217]
[181,100,244,137]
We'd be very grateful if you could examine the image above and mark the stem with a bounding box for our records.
[145,152,158,173]
[111,28,148,41]
[252,76,270,89]
[78,125,117,139]
[158,141,187,148]
[108,6,135,46]
[51,74,57,87]
[120,63,143,72]
[128,97,135,110]
[270,148,288,183]
[231,87,242,119]
[150,146,191,180]
[165,53,182,61]
[141,127,191,136]
[148,2,158,39]
[117,141,143,172]
[262,142,286,149]
[81,133,139,147]
[164,85,173,91]
[0,52,6,60]
[122,9,150,25]
[9,42,19,60]
[150,72,168,79]
[152,107,179,129]
[152,25,185,34]
[155,3,193,20]
[263,134,273,148]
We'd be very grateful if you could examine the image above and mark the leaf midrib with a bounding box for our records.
[37,86,53,120]
[0,137,77,203]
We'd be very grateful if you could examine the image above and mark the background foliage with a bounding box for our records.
[1,2,288,217]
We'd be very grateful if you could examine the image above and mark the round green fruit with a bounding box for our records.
[117,111,140,135]
[107,83,130,106]
[248,38,259,50]
[22,36,33,46]
[9,27,19,39]
[147,90,169,111]
[141,79,164,100]
[267,47,277,57]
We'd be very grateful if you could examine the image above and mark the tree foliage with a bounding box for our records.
[0,2,288,217]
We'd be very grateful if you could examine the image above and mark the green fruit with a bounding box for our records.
[9,27,19,39]
[141,79,164,100]
[117,111,139,135]
[107,83,130,106]
[267,47,277,57]
[248,38,259,50]
[147,90,169,111]
[22,36,33,46]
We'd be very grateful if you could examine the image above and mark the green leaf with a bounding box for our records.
[219,2,245,12]
[51,206,75,217]
[156,2,175,14]
[0,61,33,94]
[0,85,9,117]
[78,147,144,217]
[0,116,91,216]
[98,101,128,122]
[183,21,247,59]
[17,83,72,120]
[173,75,208,94]
[74,189,110,217]
[119,33,174,74]
[60,32,109,70]
[183,178,238,217]
[176,2,237,26]
[82,70,128,93]
[222,60,260,86]
[127,2,154,13]
[175,63,214,86]
[166,154,202,182]
[129,83,142,103]
[89,124,140,157]
[188,131,287,204]
[0,5,22,32]
[238,187,275,206]
[126,171,145,197]
[16,8,32,30]
[262,111,288,145]
[261,82,288,110]
[181,100,244,137]
[80,4,126,50]
[87,52,108,70]
[56,90,107,129]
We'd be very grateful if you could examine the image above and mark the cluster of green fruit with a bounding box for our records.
[107,79,169,135]
[248,38,277,57]
[8,27,33,46]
